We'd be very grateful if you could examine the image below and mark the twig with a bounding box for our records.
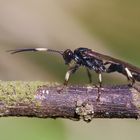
[0,81,140,122]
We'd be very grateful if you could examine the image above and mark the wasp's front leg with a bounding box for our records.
[57,65,79,93]
[64,65,79,85]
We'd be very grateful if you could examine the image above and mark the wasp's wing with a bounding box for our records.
[83,49,140,73]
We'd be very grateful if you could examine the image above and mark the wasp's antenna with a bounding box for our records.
[7,48,64,55]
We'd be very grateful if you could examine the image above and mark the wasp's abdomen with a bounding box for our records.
[132,73,140,82]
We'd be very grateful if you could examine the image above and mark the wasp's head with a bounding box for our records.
[63,49,74,64]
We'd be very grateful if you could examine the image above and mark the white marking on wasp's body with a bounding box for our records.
[75,56,79,62]
[125,67,133,78]
[35,48,48,51]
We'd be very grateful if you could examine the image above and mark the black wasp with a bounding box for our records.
[8,47,140,100]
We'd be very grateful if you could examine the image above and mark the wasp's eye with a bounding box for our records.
[63,49,73,64]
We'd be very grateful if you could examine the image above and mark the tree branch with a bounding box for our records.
[0,81,140,122]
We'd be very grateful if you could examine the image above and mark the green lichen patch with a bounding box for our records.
[0,81,59,106]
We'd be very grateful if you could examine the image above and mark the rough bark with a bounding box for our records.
[0,81,140,122]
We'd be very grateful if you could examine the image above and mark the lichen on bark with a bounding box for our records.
[0,81,59,107]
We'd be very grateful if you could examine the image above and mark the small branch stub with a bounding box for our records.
[76,100,95,122]
[0,81,140,122]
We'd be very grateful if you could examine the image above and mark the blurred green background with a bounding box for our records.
[0,0,140,140]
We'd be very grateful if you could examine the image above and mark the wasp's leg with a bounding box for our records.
[124,67,135,86]
[98,73,102,87]
[96,73,102,101]
[57,65,79,93]
[64,65,79,86]
[86,68,92,84]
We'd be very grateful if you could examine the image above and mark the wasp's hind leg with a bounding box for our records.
[124,67,135,87]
